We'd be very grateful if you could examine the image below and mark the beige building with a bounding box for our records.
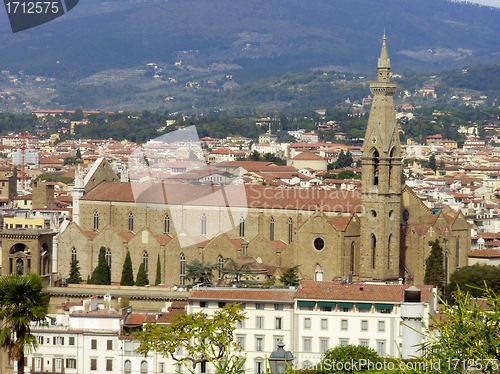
[53,37,471,288]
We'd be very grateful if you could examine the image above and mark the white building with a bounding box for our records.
[187,282,437,373]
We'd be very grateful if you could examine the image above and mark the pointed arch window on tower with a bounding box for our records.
[164,214,170,234]
[371,234,376,269]
[201,213,207,236]
[288,218,293,243]
[143,251,148,273]
[180,253,186,285]
[128,212,134,231]
[387,234,392,269]
[239,216,245,237]
[218,255,224,280]
[350,242,355,274]
[105,248,112,270]
[456,237,460,268]
[93,211,99,230]
[270,217,275,241]
[71,247,77,263]
[373,150,380,186]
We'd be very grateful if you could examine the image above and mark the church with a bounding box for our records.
[56,37,471,286]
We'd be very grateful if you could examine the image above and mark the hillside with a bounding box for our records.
[0,0,500,82]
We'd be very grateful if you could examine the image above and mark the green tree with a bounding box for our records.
[185,260,218,285]
[278,265,301,286]
[334,150,353,169]
[337,170,360,180]
[67,260,82,284]
[136,263,149,287]
[0,274,49,374]
[219,258,257,287]
[155,254,162,286]
[427,154,437,173]
[320,344,380,373]
[120,251,134,286]
[423,285,500,373]
[135,303,246,373]
[76,148,82,159]
[424,239,444,292]
[91,246,111,285]
[445,264,500,301]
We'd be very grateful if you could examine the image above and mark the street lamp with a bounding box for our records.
[268,342,294,374]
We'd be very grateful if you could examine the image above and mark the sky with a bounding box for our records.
[468,0,500,7]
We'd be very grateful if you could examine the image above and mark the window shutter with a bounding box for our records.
[53,337,56,345]
[32,357,34,370]
[62,337,64,345]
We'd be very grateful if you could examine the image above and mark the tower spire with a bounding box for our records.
[377,34,391,80]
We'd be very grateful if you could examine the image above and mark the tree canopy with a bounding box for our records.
[90,246,111,285]
[135,303,246,373]
[120,251,135,286]
[136,263,149,287]
[446,264,500,301]
[67,260,82,284]
[0,274,49,374]
[424,239,444,293]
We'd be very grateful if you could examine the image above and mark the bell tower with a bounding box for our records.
[359,35,402,280]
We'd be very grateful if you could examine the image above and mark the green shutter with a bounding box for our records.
[317,302,336,308]
[374,304,394,310]
[337,302,354,308]
[356,303,372,309]
[297,301,316,307]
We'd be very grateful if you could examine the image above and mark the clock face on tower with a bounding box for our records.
[403,209,410,222]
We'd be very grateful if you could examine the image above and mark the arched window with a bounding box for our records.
[140,360,148,374]
[128,212,134,231]
[315,265,323,281]
[106,248,112,269]
[350,242,355,273]
[270,217,275,241]
[387,234,392,269]
[288,218,293,243]
[371,234,376,269]
[456,237,460,268]
[93,211,99,230]
[201,213,207,236]
[180,253,186,285]
[143,251,149,274]
[124,360,132,374]
[373,150,380,186]
[164,214,170,234]
[218,255,224,280]
[71,247,77,262]
[239,216,245,237]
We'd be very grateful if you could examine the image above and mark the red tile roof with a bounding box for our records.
[296,281,434,303]
[82,183,362,213]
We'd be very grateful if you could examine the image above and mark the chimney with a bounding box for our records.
[400,286,425,359]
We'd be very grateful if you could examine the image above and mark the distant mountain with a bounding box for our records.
[1,0,500,83]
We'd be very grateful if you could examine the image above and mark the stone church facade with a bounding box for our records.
[57,37,471,286]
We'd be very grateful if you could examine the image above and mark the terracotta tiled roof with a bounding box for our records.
[189,288,296,302]
[469,249,500,258]
[292,152,325,161]
[123,313,157,326]
[82,183,362,213]
[296,281,434,303]
[329,215,354,231]
[118,232,135,242]
[154,234,172,246]
[269,240,288,253]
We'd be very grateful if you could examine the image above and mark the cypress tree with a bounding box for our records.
[424,239,444,292]
[67,259,82,284]
[91,246,111,285]
[120,251,135,286]
[136,263,149,286]
[155,254,162,285]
